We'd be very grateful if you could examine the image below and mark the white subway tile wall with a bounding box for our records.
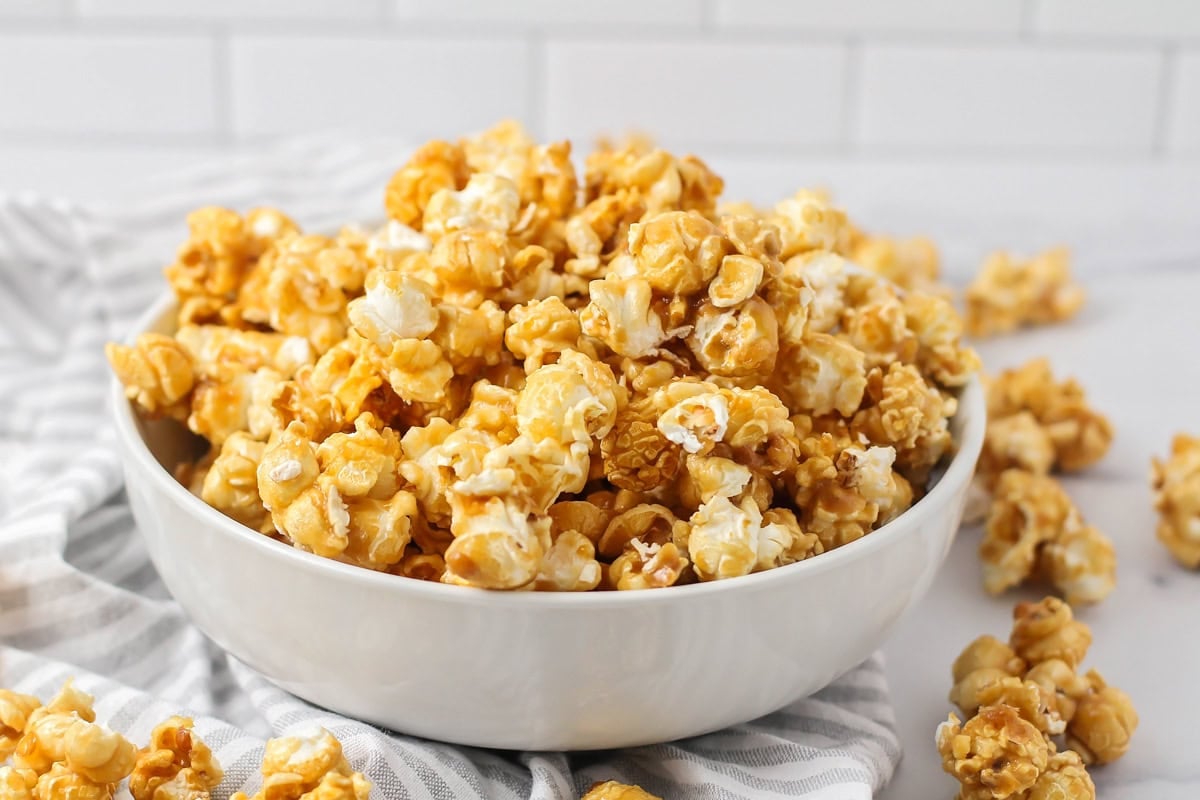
[0,0,1197,264]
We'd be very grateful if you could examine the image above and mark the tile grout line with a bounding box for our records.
[1151,45,1178,158]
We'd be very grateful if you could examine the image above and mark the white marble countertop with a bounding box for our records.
[878,265,1200,799]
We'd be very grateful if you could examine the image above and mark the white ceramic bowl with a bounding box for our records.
[112,295,985,751]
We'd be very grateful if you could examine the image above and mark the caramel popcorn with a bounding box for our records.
[129,717,222,800]
[1027,749,1095,800]
[983,359,1112,479]
[1151,433,1200,568]
[1065,671,1138,765]
[0,767,36,800]
[980,470,1115,605]
[848,234,940,293]
[949,636,1026,718]
[110,120,979,591]
[937,705,1049,798]
[233,727,369,800]
[34,764,113,800]
[965,247,1084,337]
[106,335,195,421]
[941,598,1136,796]
[579,782,663,800]
[0,691,41,761]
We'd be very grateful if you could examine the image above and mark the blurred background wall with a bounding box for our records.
[1,0,1197,279]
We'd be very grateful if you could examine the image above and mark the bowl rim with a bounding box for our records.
[111,293,986,609]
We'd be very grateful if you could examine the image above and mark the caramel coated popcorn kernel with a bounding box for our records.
[1152,433,1200,568]
[965,247,1084,337]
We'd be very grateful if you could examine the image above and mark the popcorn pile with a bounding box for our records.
[972,360,1116,605]
[107,121,979,591]
[1152,433,1200,569]
[0,681,368,800]
[964,247,1085,337]
[939,598,1138,800]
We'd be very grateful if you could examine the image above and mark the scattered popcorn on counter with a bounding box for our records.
[938,597,1136,798]
[1151,433,1200,568]
[108,120,980,591]
[964,247,1085,337]
[980,470,1115,605]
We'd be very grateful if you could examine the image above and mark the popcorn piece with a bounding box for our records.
[979,470,1074,596]
[62,721,137,784]
[585,146,723,218]
[534,530,602,591]
[14,681,96,776]
[173,326,314,380]
[580,277,668,358]
[851,363,954,483]
[770,189,848,259]
[384,139,470,229]
[657,391,729,455]
[202,433,272,533]
[609,540,690,591]
[34,764,113,800]
[840,278,918,371]
[423,172,521,237]
[580,781,663,800]
[106,334,195,421]
[783,333,866,418]
[596,504,685,560]
[973,677,1066,736]
[234,727,369,800]
[346,271,437,348]
[1024,659,1090,726]
[504,297,581,371]
[1065,671,1138,765]
[708,254,764,307]
[936,705,1049,799]
[977,412,1056,485]
[0,767,36,800]
[258,235,353,354]
[686,297,779,378]
[258,424,349,559]
[981,470,1115,604]
[849,234,939,292]
[965,247,1085,337]
[129,716,223,800]
[165,208,254,325]
[1009,597,1091,670]
[902,292,981,389]
[1151,433,1200,568]
[790,441,912,551]
[1038,524,1116,607]
[949,636,1027,718]
[601,395,682,493]
[442,496,549,589]
[0,691,40,761]
[627,210,728,296]
[985,359,1112,474]
[1027,749,1095,800]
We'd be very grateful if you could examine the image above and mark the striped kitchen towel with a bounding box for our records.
[0,139,901,800]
